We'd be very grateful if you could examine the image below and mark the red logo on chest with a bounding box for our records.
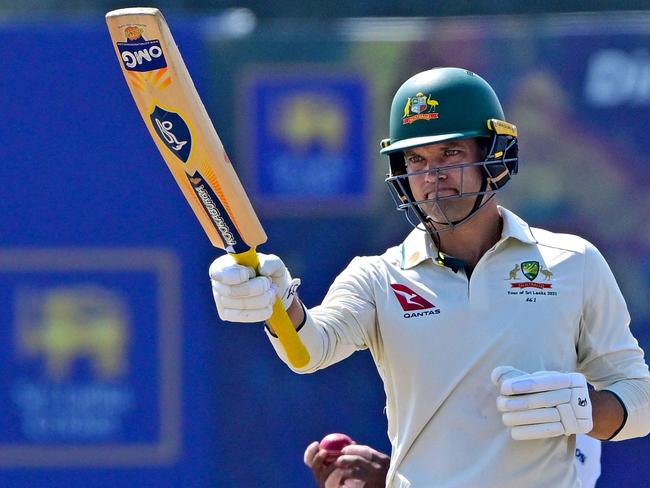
[390,284,435,311]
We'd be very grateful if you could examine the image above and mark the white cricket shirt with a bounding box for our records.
[267,207,650,487]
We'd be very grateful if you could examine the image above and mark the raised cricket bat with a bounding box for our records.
[106,7,310,367]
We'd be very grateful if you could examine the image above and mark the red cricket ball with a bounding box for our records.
[319,433,354,465]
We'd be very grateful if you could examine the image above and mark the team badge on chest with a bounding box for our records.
[505,261,557,301]
[521,261,539,281]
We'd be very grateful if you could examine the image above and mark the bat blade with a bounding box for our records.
[106,7,263,253]
[106,8,310,368]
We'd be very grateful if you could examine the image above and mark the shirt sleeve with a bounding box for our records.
[265,256,381,373]
[577,241,650,440]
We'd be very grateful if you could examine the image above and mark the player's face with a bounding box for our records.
[404,138,485,224]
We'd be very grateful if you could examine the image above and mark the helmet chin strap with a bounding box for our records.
[424,185,494,252]
[423,176,491,231]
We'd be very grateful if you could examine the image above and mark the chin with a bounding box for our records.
[428,203,473,224]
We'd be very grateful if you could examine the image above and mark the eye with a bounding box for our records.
[444,149,461,157]
[405,155,426,169]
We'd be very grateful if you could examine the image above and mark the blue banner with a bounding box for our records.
[0,249,181,467]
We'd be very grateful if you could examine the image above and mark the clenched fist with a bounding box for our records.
[209,252,300,323]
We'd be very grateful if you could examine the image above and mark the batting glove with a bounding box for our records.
[209,253,300,323]
[491,366,593,440]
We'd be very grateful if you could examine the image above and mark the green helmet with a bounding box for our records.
[382,67,508,152]
[381,67,519,230]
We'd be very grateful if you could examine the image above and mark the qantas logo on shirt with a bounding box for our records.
[390,284,440,318]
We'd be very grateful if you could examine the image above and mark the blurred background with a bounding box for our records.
[1,1,649,486]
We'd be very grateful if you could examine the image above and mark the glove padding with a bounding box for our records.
[209,253,300,323]
[491,366,593,440]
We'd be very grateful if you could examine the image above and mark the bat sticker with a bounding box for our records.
[150,106,192,162]
[187,173,244,253]
[117,26,167,72]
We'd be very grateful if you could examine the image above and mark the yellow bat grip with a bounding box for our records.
[231,247,310,368]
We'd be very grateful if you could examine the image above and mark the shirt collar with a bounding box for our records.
[399,206,537,270]
[400,227,437,270]
[498,206,537,245]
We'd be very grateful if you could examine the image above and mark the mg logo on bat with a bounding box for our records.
[117,27,167,72]
[150,106,192,163]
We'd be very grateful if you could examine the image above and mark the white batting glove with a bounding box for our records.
[491,366,593,440]
[209,253,300,323]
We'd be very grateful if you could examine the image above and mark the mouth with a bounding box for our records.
[427,188,458,199]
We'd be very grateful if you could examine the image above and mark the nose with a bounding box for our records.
[424,166,447,183]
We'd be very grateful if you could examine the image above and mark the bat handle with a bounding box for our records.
[231,248,311,368]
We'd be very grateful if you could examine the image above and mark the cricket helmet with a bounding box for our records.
[380,67,519,230]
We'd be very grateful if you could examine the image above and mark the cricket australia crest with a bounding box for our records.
[506,260,556,297]
[521,261,540,281]
[402,92,439,125]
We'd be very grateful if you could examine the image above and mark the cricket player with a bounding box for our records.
[210,67,650,487]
